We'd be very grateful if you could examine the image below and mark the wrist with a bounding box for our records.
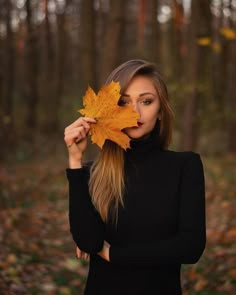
[69,156,82,168]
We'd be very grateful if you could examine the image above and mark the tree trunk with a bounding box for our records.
[142,0,159,63]
[3,0,15,135]
[0,0,15,156]
[172,0,186,78]
[211,1,224,103]
[0,4,4,118]
[225,40,236,153]
[148,0,159,63]
[54,0,71,131]
[80,0,96,89]
[40,0,57,133]
[137,0,146,53]
[25,0,39,133]
[180,0,211,151]
[99,0,125,84]
[120,1,138,62]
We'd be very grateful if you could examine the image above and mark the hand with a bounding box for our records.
[64,117,96,168]
[76,246,89,261]
[98,241,110,262]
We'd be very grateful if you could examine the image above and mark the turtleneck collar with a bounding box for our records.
[125,120,163,157]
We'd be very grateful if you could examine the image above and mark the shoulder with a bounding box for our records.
[162,149,202,163]
[161,150,204,173]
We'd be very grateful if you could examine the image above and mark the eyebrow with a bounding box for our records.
[122,92,156,97]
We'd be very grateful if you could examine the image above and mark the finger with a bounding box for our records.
[71,127,87,143]
[84,253,89,260]
[76,247,82,259]
[65,126,89,138]
[77,127,87,140]
[64,122,91,144]
[65,121,90,138]
[104,240,111,247]
[75,118,91,132]
[64,127,88,147]
[67,117,96,130]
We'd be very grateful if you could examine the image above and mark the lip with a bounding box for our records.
[137,122,143,127]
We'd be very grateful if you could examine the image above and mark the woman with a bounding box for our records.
[64,59,206,294]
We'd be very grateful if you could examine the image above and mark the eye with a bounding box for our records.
[118,98,129,106]
[141,99,153,105]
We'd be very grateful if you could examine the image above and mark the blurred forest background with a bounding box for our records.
[0,0,236,294]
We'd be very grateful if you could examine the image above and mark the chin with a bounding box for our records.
[126,131,151,140]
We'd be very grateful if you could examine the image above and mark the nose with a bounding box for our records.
[133,103,140,115]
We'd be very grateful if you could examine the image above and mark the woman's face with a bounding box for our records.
[119,75,161,140]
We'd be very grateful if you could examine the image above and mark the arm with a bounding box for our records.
[67,167,105,254]
[64,117,105,254]
[109,153,206,265]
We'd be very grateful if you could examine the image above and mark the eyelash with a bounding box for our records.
[141,99,153,105]
[118,99,153,106]
[118,99,128,106]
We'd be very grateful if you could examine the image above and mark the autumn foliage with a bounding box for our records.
[78,81,139,150]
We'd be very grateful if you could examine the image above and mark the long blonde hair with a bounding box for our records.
[89,59,174,223]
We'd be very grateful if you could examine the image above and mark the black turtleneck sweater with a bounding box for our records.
[66,134,206,295]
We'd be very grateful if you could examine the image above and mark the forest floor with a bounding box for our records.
[0,143,236,295]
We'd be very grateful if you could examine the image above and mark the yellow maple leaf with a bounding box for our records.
[220,27,236,40]
[197,37,211,46]
[78,81,139,150]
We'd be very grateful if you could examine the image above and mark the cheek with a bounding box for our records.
[142,102,160,121]
[143,111,159,131]
[144,109,159,122]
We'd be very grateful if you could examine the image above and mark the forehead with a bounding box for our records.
[124,75,157,95]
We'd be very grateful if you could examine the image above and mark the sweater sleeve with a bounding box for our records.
[66,167,105,254]
[109,153,206,265]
